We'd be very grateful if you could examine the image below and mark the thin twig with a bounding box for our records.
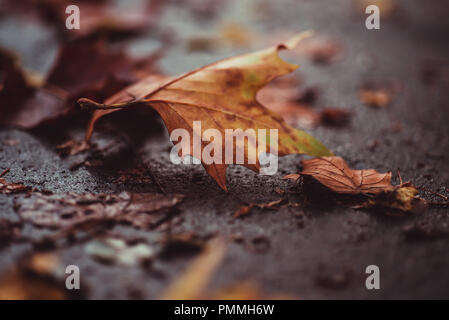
[397,168,403,186]
[0,168,10,178]
[418,186,448,201]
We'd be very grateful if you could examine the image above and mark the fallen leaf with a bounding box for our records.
[295,157,426,213]
[294,35,343,64]
[0,48,39,126]
[0,179,30,194]
[5,86,68,128]
[15,192,184,230]
[0,252,68,300]
[5,0,163,40]
[0,269,67,300]
[233,198,285,218]
[47,39,159,96]
[1,40,161,128]
[319,108,352,126]
[0,49,69,128]
[80,32,332,191]
[27,252,60,275]
[0,48,34,105]
[283,173,301,182]
[161,238,227,299]
[359,88,391,108]
[0,169,31,194]
[66,3,156,39]
[300,156,394,196]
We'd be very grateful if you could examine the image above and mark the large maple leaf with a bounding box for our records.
[79,31,332,191]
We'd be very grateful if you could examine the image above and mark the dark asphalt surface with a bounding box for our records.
[1,0,449,299]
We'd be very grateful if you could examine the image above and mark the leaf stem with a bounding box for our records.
[78,98,141,111]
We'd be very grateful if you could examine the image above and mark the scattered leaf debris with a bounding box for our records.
[15,192,184,230]
[0,168,31,194]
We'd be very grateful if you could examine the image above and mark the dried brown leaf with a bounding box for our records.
[359,89,391,108]
[297,157,426,213]
[1,39,161,128]
[0,48,68,127]
[319,108,352,126]
[80,32,332,191]
[233,198,285,218]
[5,0,163,40]
[15,192,184,230]
[0,169,31,195]
[282,173,301,182]
[300,156,394,196]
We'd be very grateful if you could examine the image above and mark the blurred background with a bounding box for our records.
[0,0,448,299]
